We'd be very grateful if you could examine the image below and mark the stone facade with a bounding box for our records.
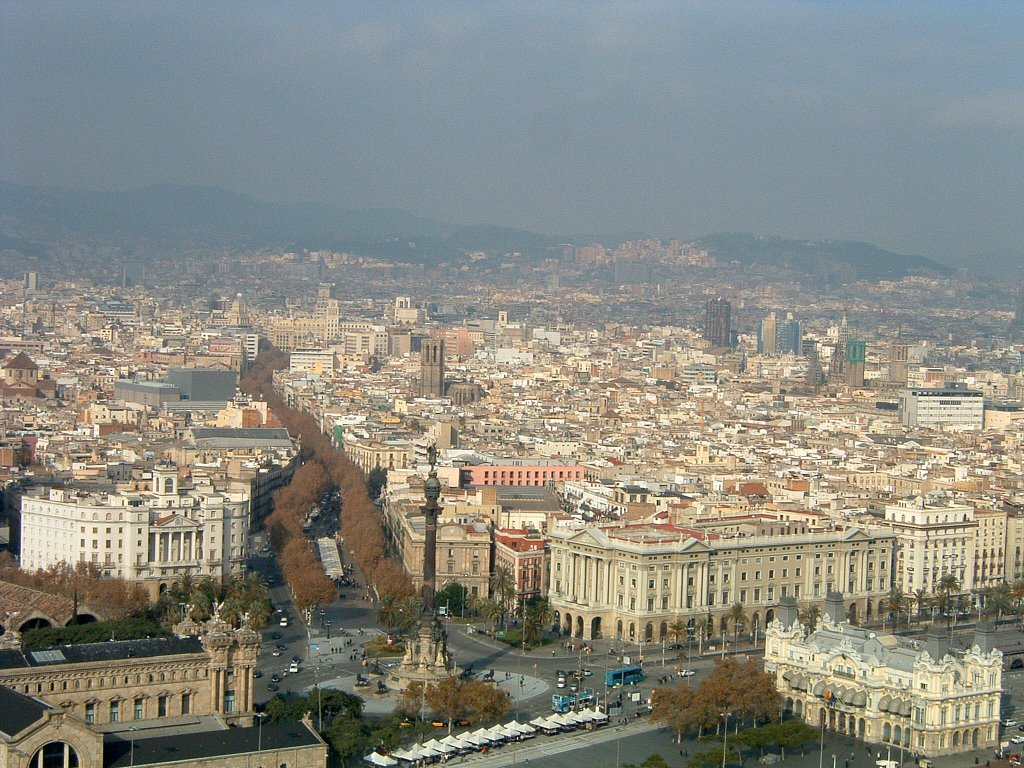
[764,593,1002,756]
[548,523,895,642]
[0,613,260,728]
[0,685,326,768]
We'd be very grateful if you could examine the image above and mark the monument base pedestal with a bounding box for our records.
[386,620,457,692]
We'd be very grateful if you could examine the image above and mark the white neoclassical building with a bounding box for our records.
[765,593,1002,756]
[20,463,249,596]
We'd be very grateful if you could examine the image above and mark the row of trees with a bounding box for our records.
[651,657,781,742]
[684,720,821,768]
[395,676,511,731]
[0,554,149,620]
[240,346,415,604]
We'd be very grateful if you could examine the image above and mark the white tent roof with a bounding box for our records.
[530,716,558,730]
[439,735,473,750]
[364,752,398,766]
[506,720,537,734]
[423,739,455,754]
[549,713,576,727]
[458,731,488,746]
[470,727,497,743]
[389,748,418,763]
[484,725,511,740]
[586,707,609,721]
[411,744,441,759]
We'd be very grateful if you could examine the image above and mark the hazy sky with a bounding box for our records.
[1,2,1022,261]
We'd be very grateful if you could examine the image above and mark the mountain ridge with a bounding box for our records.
[0,181,986,282]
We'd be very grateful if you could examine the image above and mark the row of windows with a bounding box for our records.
[84,692,193,723]
[20,666,207,695]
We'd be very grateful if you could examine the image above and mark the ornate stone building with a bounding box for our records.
[0,683,326,768]
[765,593,1002,756]
[0,612,260,728]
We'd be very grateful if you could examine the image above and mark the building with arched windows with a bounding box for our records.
[0,613,259,729]
[0,682,326,768]
[764,593,1002,756]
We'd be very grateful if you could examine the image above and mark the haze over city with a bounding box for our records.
[1,2,1022,268]
[2,6,1024,768]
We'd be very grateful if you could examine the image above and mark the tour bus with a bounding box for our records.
[605,665,645,688]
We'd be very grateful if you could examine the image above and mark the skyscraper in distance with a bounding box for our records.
[704,297,732,348]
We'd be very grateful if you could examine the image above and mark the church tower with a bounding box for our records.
[419,338,445,397]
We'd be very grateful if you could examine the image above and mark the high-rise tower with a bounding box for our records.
[419,338,445,397]
[759,311,778,355]
[704,297,732,348]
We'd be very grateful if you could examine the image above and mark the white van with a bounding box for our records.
[279,616,289,627]
[289,661,299,674]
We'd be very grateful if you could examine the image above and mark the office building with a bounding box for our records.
[898,383,984,429]
[703,297,731,348]
[167,368,238,403]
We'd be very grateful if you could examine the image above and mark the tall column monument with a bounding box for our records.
[387,445,457,691]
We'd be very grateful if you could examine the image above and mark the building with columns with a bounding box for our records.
[547,522,894,643]
[19,463,249,598]
[765,593,1002,756]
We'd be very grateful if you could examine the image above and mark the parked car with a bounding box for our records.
[270,632,282,640]
[582,668,592,677]
[267,683,279,692]
[253,669,263,678]
[1012,736,1024,745]
[272,649,281,657]
[1005,720,1020,728]
[270,674,281,683]
[291,655,303,663]
[275,643,287,650]
[677,669,696,677]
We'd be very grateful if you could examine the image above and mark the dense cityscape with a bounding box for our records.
[2,4,1023,768]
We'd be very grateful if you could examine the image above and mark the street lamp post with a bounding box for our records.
[129,727,137,768]
[256,712,267,768]
[721,712,732,768]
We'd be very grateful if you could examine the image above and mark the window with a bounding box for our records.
[158,695,168,717]
[134,698,143,719]
[648,580,655,589]
[30,742,80,768]
[110,700,120,722]
[181,693,191,715]
[85,703,95,723]
[224,689,235,713]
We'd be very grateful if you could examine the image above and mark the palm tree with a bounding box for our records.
[523,598,553,647]
[988,583,1013,622]
[798,604,821,632]
[478,598,504,633]
[1012,579,1024,626]
[886,587,908,628]
[937,573,961,634]
[489,566,516,626]
[912,589,930,625]
[395,595,422,634]
[667,619,688,645]
[376,594,400,630]
[729,603,747,647]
